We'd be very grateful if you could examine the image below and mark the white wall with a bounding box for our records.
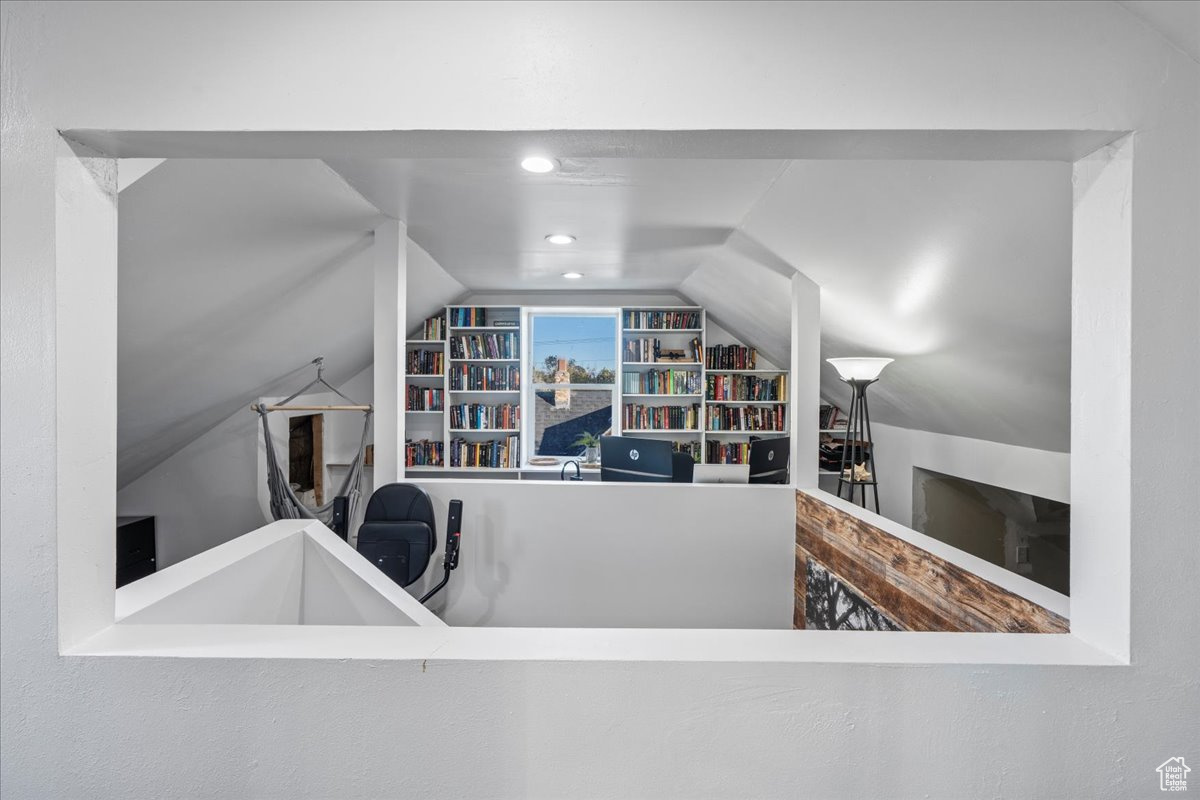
[117,366,375,568]
[861,422,1071,529]
[408,481,795,629]
[117,229,462,567]
[3,3,1198,799]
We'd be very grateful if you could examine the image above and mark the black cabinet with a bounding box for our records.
[116,516,156,587]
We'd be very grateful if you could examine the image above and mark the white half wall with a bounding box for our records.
[862,421,1071,529]
[407,481,797,629]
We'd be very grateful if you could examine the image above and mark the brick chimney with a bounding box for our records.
[554,357,571,408]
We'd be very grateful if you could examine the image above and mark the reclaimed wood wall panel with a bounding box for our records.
[795,492,1068,633]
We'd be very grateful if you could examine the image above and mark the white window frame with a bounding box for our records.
[522,307,620,466]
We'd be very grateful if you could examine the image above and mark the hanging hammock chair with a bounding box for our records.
[252,357,373,528]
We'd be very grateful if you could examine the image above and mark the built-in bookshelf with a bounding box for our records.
[439,306,522,471]
[404,315,448,467]
[700,338,790,463]
[618,307,708,462]
[402,303,791,475]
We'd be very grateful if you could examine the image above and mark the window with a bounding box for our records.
[526,311,618,458]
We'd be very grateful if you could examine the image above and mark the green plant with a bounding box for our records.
[572,431,602,448]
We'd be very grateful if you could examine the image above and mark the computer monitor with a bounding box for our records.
[599,435,673,483]
[748,436,790,484]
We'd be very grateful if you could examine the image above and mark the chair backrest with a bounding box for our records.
[671,451,695,483]
[357,483,437,587]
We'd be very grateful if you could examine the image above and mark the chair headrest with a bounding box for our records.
[363,483,436,533]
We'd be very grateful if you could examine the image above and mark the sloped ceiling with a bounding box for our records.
[328,155,1071,452]
[120,154,1072,483]
[117,159,464,487]
[324,158,786,290]
[738,160,1072,452]
[1117,0,1200,62]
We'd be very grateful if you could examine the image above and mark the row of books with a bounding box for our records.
[819,404,846,429]
[420,314,446,342]
[705,344,757,371]
[448,307,489,327]
[448,435,520,468]
[704,404,786,432]
[406,386,444,412]
[448,307,520,328]
[622,310,700,330]
[448,403,520,431]
[705,441,751,465]
[622,369,702,395]
[623,337,703,364]
[622,403,701,431]
[673,441,703,463]
[706,374,786,402]
[449,333,518,360]
[405,439,444,467]
[406,349,444,376]
[448,364,520,391]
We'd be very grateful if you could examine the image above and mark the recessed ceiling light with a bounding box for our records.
[521,156,558,173]
[545,234,576,245]
[562,272,585,280]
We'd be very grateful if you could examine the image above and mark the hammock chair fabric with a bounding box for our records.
[254,358,373,526]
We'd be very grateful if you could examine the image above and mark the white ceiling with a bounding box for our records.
[1118,0,1200,62]
[118,152,1073,485]
[325,158,787,290]
[738,159,1072,451]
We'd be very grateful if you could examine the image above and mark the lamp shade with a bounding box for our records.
[826,357,894,381]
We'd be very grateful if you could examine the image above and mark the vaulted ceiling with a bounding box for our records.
[117,151,1072,486]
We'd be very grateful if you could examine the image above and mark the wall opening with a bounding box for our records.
[913,467,1069,595]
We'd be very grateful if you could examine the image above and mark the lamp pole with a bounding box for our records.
[826,357,892,514]
[836,377,880,513]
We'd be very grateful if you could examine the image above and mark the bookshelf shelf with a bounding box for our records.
[705,368,786,374]
[706,400,785,405]
[623,393,702,398]
[449,428,520,434]
[621,429,702,434]
[450,358,519,363]
[406,339,445,345]
[622,361,703,367]
[406,409,443,414]
[447,388,520,393]
[448,325,518,332]
[405,373,443,379]
[622,328,703,333]
[442,467,521,473]
[706,432,789,437]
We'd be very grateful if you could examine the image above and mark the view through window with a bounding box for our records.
[528,312,618,457]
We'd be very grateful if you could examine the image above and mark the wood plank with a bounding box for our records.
[793,548,806,630]
[312,413,324,507]
[795,492,1068,634]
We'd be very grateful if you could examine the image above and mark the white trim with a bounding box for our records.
[71,625,1118,666]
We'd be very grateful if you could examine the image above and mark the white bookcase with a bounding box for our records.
[402,302,790,477]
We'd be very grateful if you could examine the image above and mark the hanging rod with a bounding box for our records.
[250,357,372,414]
[251,402,372,413]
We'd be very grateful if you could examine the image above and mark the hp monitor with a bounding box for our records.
[599,435,673,483]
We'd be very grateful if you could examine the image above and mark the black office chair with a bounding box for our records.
[356,483,462,604]
[671,451,695,483]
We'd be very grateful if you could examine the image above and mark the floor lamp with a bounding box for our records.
[827,357,893,514]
